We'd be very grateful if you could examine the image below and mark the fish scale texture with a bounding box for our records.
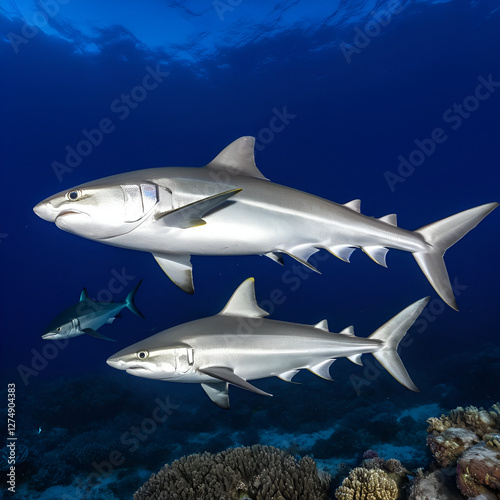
[133,444,331,500]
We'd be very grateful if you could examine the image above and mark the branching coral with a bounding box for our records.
[335,467,398,500]
[134,445,330,500]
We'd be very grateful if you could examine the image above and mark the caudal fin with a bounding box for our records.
[125,280,145,318]
[369,297,429,391]
[413,202,498,310]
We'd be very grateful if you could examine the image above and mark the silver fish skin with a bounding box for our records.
[107,278,429,409]
[33,137,498,309]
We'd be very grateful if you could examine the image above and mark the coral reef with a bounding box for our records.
[406,402,500,499]
[333,452,409,500]
[407,469,464,500]
[426,427,479,467]
[335,467,398,500]
[456,442,500,498]
[134,445,331,500]
[427,403,500,437]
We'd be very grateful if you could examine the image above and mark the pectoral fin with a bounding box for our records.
[199,366,272,397]
[201,381,230,409]
[153,253,194,294]
[82,328,116,341]
[155,188,242,229]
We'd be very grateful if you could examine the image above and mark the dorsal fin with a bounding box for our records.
[218,278,268,318]
[339,325,354,336]
[379,214,397,226]
[80,289,89,302]
[206,137,269,181]
[314,319,329,331]
[343,199,361,212]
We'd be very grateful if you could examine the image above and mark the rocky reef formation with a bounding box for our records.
[409,402,500,499]
[134,444,331,500]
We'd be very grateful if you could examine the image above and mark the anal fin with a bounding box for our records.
[276,369,300,383]
[328,245,356,263]
[153,253,194,294]
[308,359,335,380]
[347,354,363,366]
[362,246,389,267]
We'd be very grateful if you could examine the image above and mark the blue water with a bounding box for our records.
[1,1,499,498]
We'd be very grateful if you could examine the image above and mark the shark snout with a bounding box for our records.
[106,357,126,369]
[33,200,57,223]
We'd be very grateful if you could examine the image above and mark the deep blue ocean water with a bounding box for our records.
[1,1,499,498]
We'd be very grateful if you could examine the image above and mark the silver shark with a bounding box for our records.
[107,278,429,409]
[43,281,144,341]
[33,137,497,309]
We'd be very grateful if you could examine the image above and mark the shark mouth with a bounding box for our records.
[125,367,168,379]
[55,210,90,231]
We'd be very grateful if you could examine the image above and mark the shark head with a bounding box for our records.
[33,176,162,240]
[42,317,79,340]
[106,339,195,380]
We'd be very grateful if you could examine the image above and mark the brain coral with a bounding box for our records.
[134,444,330,500]
[335,467,398,500]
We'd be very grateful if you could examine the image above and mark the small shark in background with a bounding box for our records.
[33,136,498,309]
[42,281,144,341]
[107,278,429,409]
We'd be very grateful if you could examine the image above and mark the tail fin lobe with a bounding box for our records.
[413,202,498,310]
[126,280,145,318]
[369,297,429,392]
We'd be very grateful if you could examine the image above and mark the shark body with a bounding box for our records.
[42,281,144,341]
[33,137,497,309]
[107,278,429,409]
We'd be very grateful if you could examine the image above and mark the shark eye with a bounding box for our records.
[57,327,61,332]
[137,350,149,359]
[67,190,81,201]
